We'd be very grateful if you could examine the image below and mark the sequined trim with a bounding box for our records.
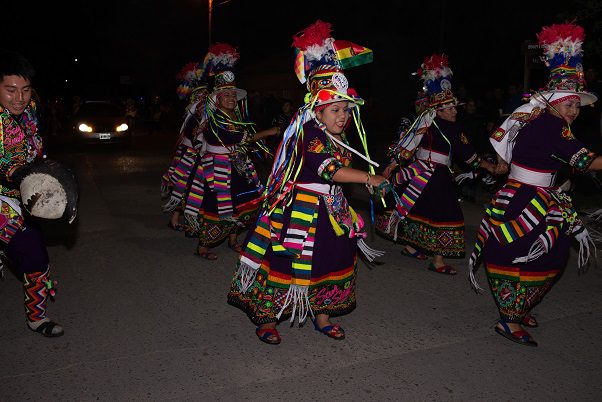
[569,147,595,171]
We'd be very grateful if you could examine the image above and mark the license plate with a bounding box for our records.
[99,133,111,140]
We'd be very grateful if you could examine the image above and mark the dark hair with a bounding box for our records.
[0,51,36,82]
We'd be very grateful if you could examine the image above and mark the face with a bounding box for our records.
[554,98,580,124]
[0,75,32,115]
[436,105,457,122]
[217,89,237,112]
[315,101,351,134]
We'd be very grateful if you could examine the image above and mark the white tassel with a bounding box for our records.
[587,208,602,221]
[160,183,169,199]
[469,264,484,293]
[575,228,596,269]
[357,238,385,262]
[276,284,313,324]
[162,196,180,212]
[237,262,258,293]
[512,238,546,264]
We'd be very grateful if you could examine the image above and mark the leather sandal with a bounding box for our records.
[427,262,457,275]
[194,248,217,260]
[256,326,281,345]
[312,319,345,340]
[521,314,538,328]
[494,320,537,347]
[401,247,427,260]
[228,241,243,253]
[28,320,64,338]
[167,222,185,232]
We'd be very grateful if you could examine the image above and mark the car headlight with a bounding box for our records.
[116,123,129,132]
[78,123,93,132]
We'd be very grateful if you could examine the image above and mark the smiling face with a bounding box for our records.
[554,98,581,125]
[0,75,32,115]
[217,89,238,113]
[315,101,351,135]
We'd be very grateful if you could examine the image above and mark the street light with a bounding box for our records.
[208,0,231,46]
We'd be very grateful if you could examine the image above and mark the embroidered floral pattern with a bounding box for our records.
[317,157,343,182]
[0,104,42,197]
[228,267,357,325]
[307,137,325,153]
[561,126,575,140]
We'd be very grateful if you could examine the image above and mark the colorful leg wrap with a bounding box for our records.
[24,267,55,322]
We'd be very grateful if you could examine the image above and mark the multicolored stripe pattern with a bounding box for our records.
[393,160,434,217]
[23,268,51,322]
[168,146,197,203]
[212,154,234,219]
[281,189,320,287]
[469,181,576,269]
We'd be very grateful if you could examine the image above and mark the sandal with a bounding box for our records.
[194,249,217,260]
[521,314,538,328]
[401,247,427,260]
[228,241,243,253]
[167,222,185,232]
[313,319,345,340]
[427,262,457,275]
[27,320,64,338]
[494,320,537,347]
[256,326,281,345]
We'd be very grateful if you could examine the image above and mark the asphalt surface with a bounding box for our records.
[1,130,601,401]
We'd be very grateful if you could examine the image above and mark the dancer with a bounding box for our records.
[162,58,210,232]
[183,43,279,260]
[228,20,386,344]
[469,23,602,347]
[376,55,495,274]
[0,52,72,337]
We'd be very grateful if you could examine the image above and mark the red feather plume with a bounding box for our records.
[292,20,333,50]
[208,42,240,59]
[537,22,585,45]
[422,54,449,71]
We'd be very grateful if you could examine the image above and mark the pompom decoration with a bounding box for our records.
[292,20,332,51]
[537,22,584,69]
[207,42,240,73]
[176,62,205,100]
[417,54,452,82]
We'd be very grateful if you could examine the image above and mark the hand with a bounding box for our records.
[494,162,509,175]
[271,126,280,136]
[367,174,389,196]
[382,161,398,179]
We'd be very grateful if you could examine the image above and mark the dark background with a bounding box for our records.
[6,0,602,131]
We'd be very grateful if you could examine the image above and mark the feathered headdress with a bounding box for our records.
[536,22,596,105]
[416,54,458,109]
[205,42,246,100]
[292,20,372,106]
[176,61,208,101]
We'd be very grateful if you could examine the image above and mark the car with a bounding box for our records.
[71,101,131,146]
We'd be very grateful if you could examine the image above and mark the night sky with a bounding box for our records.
[7,0,601,128]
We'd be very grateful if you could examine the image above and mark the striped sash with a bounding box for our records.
[162,146,197,211]
[392,160,434,218]
[212,154,234,219]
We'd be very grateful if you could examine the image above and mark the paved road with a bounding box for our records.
[1,133,601,401]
